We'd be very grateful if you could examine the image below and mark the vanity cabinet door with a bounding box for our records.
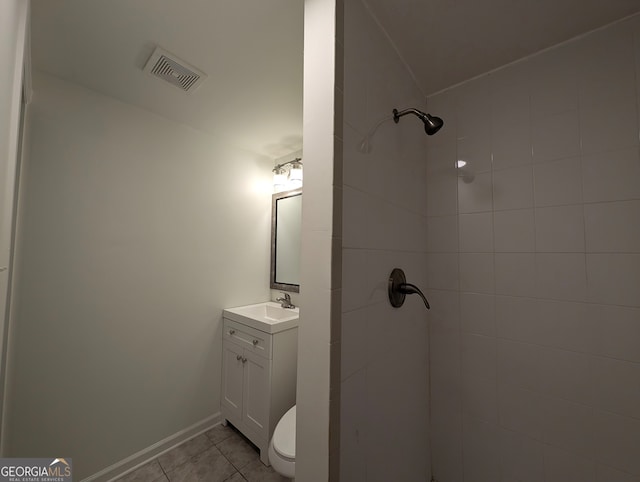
[243,349,270,440]
[222,341,244,421]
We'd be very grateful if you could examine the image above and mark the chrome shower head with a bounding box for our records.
[393,108,444,135]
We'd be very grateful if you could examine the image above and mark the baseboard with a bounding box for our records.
[82,412,221,482]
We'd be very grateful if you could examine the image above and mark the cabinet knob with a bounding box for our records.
[242,357,247,363]
[236,354,242,361]
[229,329,236,335]
[252,339,259,346]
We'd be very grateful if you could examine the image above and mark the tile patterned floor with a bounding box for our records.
[115,424,287,482]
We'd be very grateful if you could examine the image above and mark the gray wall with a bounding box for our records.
[4,72,273,479]
[0,0,28,455]
[295,0,339,479]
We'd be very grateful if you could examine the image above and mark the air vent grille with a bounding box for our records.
[143,47,207,93]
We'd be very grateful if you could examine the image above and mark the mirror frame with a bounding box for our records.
[270,188,302,293]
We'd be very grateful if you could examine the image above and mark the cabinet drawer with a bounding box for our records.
[223,319,272,359]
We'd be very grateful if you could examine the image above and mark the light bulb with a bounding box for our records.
[289,161,303,183]
[273,167,287,192]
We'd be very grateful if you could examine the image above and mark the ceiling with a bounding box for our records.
[30,0,304,159]
[30,1,640,158]
[364,0,640,95]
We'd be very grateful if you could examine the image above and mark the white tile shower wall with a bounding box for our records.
[340,0,430,480]
[426,15,640,482]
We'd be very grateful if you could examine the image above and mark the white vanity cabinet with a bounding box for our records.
[221,308,298,465]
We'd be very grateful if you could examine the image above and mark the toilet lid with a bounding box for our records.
[273,405,296,459]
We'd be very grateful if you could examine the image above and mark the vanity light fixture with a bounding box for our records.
[272,158,303,191]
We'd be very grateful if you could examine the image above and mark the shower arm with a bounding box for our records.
[393,108,424,123]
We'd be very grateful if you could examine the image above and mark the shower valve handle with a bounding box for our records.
[398,282,431,309]
[388,268,430,310]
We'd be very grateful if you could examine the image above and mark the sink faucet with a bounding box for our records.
[276,293,295,309]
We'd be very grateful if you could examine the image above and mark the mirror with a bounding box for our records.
[271,189,302,292]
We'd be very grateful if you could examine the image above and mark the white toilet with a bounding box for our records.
[268,405,296,479]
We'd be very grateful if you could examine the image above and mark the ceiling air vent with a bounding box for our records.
[143,47,207,93]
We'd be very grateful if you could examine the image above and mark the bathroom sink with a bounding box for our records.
[223,302,299,334]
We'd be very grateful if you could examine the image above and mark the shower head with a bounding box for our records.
[393,108,444,135]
